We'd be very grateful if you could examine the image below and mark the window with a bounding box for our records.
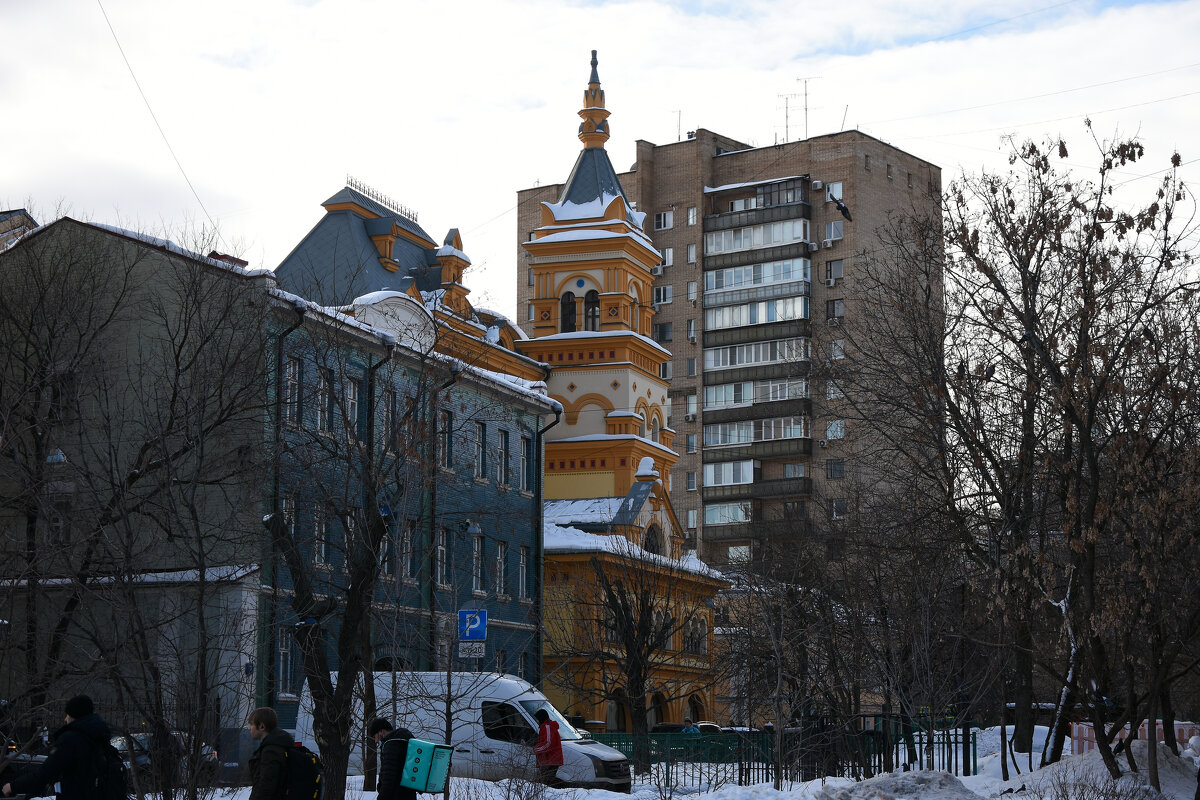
[498,430,511,485]
[528,304,536,322]
[475,422,487,479]
[704,378,807,409]
[482,702,531,743]
[659,361,673,380]
[282,495,296,538]
[830,498,848,520]
[865,154,871,171]
[687,509,698,529]
[584,290,600,331]
[345,380,360,439]
[704,460,755,486]
[686,472,697,491]
[661,247,674,267]
[278,636,290,695]
[705,502,751,525]
[560,292,577,332]
[686,394,697,415]
[826,181,843,202]
[519,546,530,599]
[400,524,415,581]
[43,499,70,546]
[316,369,332,433]
[528,267,534,286]
[728,545,751,564]
[687,281,697,302]
[496,541,508,596]
[705,258,811,293]
[826,420,845,439]
[653,322,673,342]
[826,299,844,321]
[687,207,697,226]
[687,243,696,263]
[705,296,810,330]
[757,178,807,207]
[830,339,846,360]
[439,410,453,467]
[887,164,894,180]
[436,528,449,587]
[825,220,844,241]
[655,210,674,230]
[653,286,673,305]
[343,515,356,574]
[520,436,532,492]
[686,358,697,377]
[826,259,844,282]
[283,357,301,427]
[784,462,805,478]
[687,319,697,340]
[729,197,757,212]
[686,434,697,453]
[704,219,809,256]
[826,380,844,400]
[313,507,327,565]
[705,337,810,370]
[473,535,485,593]
[826,459,846,479]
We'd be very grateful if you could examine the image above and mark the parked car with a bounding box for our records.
[110,730,218,789]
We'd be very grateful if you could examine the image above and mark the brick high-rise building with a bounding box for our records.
[518,101,941,566]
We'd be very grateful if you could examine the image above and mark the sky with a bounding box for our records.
[3,0,1198,319]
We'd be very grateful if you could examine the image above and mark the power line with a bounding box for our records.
[95,0,222,245]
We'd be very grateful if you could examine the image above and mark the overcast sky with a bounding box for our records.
[4,0,1197,318]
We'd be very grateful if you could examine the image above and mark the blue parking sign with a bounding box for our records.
[459,609,487,641]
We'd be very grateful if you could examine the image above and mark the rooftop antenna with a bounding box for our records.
[777,92,802,142]
[673,110,682,142]
[797,77,821,140]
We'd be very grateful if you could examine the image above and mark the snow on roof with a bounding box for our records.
[704,175,806,194]
[544,522,723,579]
[0,564,259,588]
[545,194,625,223]
[531,217,657,252]
[91,223,273,277]
[435,353,560,413]
[435,243,471,264]
[545,497,626,525]
[635,456,659,477]
[353,290,411,305]
[533,329,671,357]
[552,433,676,457]
[607,410,643,419]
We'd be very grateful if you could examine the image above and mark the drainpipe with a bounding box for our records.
[268,298,306,706]
[534,407,560,686]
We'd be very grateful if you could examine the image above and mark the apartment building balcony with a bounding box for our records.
[705,279,810,310]
[702,476,812,503]
[703,241,814,272]
[703,202,810,234]
[702,397,812,425]
[703,517,814,543]
[704,319,811,348]
[702,437,813,461]
[701,360,810,386]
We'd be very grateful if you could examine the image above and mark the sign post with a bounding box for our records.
[458,609,487,660]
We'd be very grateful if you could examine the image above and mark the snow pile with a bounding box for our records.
[818,770,980,800]
[1025,740,1194,799]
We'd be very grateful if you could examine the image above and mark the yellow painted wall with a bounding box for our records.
[545,470,615,500]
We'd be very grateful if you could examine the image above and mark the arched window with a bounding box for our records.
[584,290,600,331]
[644,525,663,556]
[688,695,705,723]
[649,418,660,443]
[560,292,577,332]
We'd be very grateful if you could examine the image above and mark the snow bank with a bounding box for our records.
[818,770,980,800]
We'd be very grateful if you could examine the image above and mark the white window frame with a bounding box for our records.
[827,420,846,439]
[826,220,844,241]
[283,357,301,427]
[687,243,697,263]
[659,361,673,380]
[496,541,508,597]
[653,285,674,305]
[826,181,843,202]
[519,546,530,599]
[661,247,674,267]
[345,380,360,439]
[497,429,511,486]
[316,369,332,433]
[313,507,328,565]
[687,207,697,226]
[655,210,674,230]
[436,528,450,588]
[474,421,487,480]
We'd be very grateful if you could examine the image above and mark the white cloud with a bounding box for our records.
[3,0,1195,316]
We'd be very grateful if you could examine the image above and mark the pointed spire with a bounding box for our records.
[578,49,611,149]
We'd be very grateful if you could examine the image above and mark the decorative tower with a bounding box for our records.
[516,51,677,501]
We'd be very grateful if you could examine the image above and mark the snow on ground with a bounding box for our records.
[158,730,1200,800]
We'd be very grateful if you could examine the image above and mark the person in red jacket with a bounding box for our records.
[532,709,563,786]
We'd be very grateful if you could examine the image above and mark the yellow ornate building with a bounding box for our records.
[515,52,726,730]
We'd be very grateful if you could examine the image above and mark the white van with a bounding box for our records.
[293,672,632,792]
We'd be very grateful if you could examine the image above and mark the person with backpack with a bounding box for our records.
[531,709,563,786]
[1,694,122,800]
[368,718,415,800]
[246,707,293,800]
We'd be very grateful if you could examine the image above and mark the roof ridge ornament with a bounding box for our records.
[578,49,611,149]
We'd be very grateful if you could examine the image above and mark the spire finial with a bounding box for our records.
[578,50,611,149]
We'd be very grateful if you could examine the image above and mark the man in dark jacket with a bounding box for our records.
[246,707,294,800]
[1,694,113,800]
[369,718,416,800]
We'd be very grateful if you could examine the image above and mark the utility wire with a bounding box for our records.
[95,0,223,246]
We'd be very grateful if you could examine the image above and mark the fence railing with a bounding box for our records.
[591,724,976,786]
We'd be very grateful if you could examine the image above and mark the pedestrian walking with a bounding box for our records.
[532,709,563,786]
[1,694,113,800]
[681,718,700,734]
[369,718,416,800]
[246,707,294,800]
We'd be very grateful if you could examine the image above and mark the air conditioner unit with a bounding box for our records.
[811,179,824,190]
[807,241,820,253]
[818,439,828,448]
[823,239,836,248]
[829,317,841,326]
[826,278,837,287]
[688,335,697,343]
[684,413,696,422]
[650,265,664,276]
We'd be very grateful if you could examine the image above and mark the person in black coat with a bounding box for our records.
[369,718,416,800]
[1,695,113,800]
